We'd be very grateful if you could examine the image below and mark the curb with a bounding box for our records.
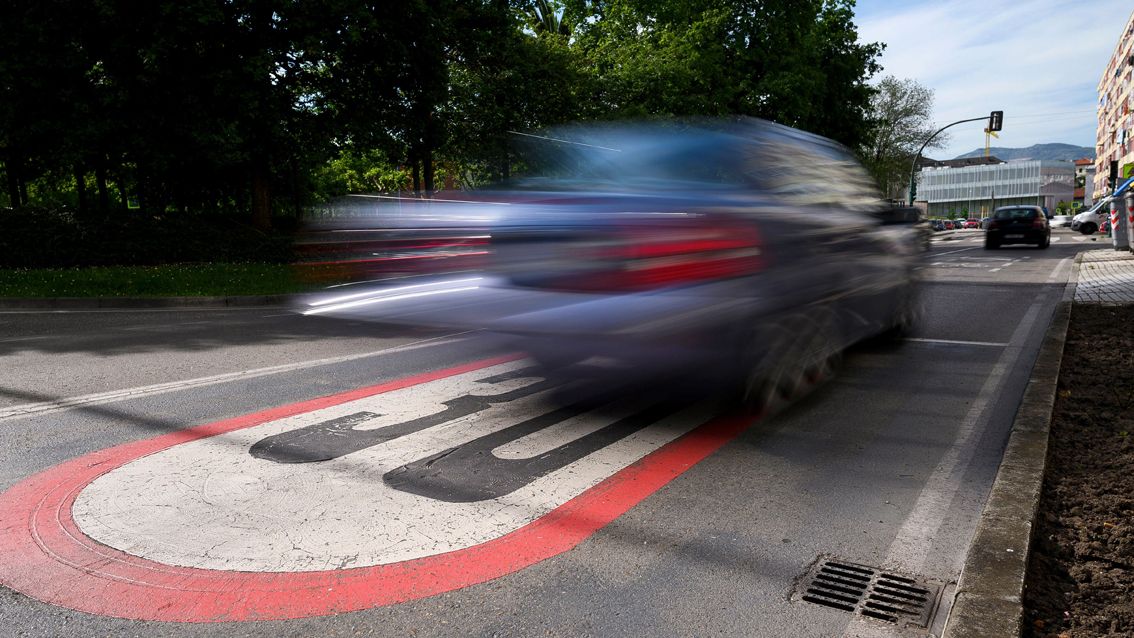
[941,253,1081,638]
[0,295,290,309]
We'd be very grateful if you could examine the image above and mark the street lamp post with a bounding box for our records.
[908,114,1001,206]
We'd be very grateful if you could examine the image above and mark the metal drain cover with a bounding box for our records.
[793,557,942,628]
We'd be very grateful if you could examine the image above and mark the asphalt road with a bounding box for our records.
[0,228,1103,637]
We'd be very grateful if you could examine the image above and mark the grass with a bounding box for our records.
[0,263,313,297]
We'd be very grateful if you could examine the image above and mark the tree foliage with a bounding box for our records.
[0,0,884,238]
[565,0,882,148]
[860,75,943,200]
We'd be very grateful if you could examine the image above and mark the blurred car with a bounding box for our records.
[942,220,955,230]
[954,218,968,228]
[963,220,980,229]
[985,205,1050,249]
[301,118,928,405]
[930,219,945,231]
[1050,214,1072,228]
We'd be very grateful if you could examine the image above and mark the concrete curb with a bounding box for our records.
[0,295,289,309]
[941,252,1082,638]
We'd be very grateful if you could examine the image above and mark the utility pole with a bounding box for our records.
[909,111,1004,206]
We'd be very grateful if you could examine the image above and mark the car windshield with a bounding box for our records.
[994,208,1037,220]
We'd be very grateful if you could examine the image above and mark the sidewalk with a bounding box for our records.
[1074,248,1134,304]
[943,246,1134,637]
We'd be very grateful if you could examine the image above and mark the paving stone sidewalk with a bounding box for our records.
[1074,248,1134,304]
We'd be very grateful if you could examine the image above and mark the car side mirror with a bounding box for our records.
[874,207,921,225]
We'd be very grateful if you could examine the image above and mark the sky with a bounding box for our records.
[854,0,1133,160]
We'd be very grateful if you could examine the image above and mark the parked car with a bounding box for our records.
[943,220,955,230]
[930,219,945,231]
[985,205,1050,249]
[963,220,980,229]
[1071,198,1111,234]
[302,118,929,405]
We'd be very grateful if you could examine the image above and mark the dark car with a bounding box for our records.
[302,119,928,406]
[985,205,1050,249]
[930,219,946,231]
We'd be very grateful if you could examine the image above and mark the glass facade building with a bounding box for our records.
[917,160,1075,217]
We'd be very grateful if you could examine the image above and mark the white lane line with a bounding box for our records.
[872,254,1071,578]
[848,259,1072,638]
[0,306,277,315]
[932,246,980,257]
[903,338,1009,347]
[0,331,473,422]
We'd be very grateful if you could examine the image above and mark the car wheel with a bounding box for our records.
[525,343,584,371]
[735,310,837,411]
[1080,222,1097,235]
[984,237,1000,249]
[1038,236,1050,249]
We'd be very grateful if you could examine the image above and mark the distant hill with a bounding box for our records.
[952,143,1094,162]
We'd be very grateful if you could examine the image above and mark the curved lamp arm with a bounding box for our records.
[908,116,993,206]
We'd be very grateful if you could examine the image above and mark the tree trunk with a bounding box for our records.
[251,164,271,230]
[423,144,434,196]
[410,151,421,196]
[74,164,88,213]
[4,157,20,207]
[95,161,110,212]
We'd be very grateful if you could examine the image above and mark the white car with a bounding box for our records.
[1071,198,1111,234]
[1051,214,1073,228]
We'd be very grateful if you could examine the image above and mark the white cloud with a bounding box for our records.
[855,0,1132,158]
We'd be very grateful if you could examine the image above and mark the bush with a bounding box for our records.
[0,206,295,268]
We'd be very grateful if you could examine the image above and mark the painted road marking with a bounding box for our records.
[904,338,1009,347]
[0,332,471,422]
[0,355,750,622]
[932,246,980,257]
[846,247,1074,636]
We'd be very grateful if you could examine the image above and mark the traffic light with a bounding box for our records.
[988,110,1003,132]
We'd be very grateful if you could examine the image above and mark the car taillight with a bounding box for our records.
[576,220,764,291]
[988,220,1000,229]
[1033,218,1046,229]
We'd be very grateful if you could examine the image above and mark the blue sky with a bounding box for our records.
[854,0,1133,159]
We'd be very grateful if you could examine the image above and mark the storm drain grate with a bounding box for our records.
[793,557,941,628]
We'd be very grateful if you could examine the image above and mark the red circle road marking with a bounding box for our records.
[0,355,755,622]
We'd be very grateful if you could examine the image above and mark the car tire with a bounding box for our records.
[984,238,1000,249]
[734,309,837,411]
[525,344,584,371]
[1080,222,1097,235]
[1038,236,1050,249]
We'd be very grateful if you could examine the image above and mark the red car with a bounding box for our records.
[943,220,955,230]
[963,220,980,229]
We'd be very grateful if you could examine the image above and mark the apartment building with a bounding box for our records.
[1095,9,1134,199]
[1075,158,1095,207]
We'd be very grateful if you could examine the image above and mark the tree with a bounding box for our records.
[860,76,943,201]
[564,0,882,147]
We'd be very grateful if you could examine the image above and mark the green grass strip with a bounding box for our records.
[0,263,312,297]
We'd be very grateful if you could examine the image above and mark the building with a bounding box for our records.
[1094,9,1134,199]
[916,160,1075,217]
[1074,158,1095,207]
[919,156,1005,170]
